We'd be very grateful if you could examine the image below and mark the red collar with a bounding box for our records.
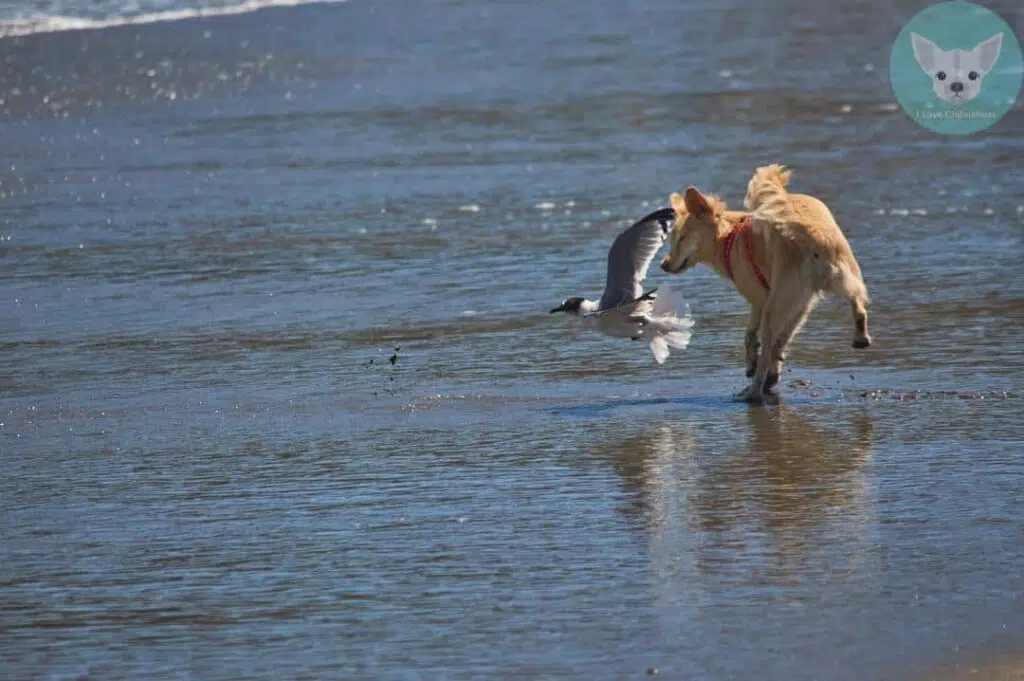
[723,215,770,291]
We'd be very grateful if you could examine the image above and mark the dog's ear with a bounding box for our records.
[670,192,686,215]
[911,32,939,73]
[683,186,711,215]
[973,32,1003,75]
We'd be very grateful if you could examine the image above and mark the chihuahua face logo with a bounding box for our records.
[911,32,1003,105]
[891,1,1022,134]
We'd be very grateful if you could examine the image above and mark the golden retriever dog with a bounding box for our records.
[660,164,871,403]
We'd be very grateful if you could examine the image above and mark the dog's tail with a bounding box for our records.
[744,163,792,221]
[646,284,695,365]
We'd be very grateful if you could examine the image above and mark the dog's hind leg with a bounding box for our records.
[850,295,871,349]
[741,273,816,401]
[831,261,872,349]
[766,286,820,393]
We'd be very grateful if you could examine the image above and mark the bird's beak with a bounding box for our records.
[550,303,567,314]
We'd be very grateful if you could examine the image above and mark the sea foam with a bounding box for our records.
[0,0,347,39]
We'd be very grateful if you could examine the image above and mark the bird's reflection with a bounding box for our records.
[597,405,876,588]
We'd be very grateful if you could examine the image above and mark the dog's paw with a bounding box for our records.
[763,372,780,392]
[852,335,872,349]
[734,384,765,404]
[744,392,766,405]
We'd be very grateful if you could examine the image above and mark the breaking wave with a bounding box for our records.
[0,0,347,38]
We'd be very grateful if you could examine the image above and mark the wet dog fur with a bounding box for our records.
[660,164,871,403]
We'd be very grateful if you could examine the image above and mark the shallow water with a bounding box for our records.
[2,1,1024,679]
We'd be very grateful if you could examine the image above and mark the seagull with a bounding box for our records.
[550,207,695,364]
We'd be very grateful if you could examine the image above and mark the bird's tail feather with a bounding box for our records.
[645,284,695,364]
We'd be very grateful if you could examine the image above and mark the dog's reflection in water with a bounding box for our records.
[600,406,876,586]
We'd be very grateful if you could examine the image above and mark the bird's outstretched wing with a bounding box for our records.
[597,207,675,312]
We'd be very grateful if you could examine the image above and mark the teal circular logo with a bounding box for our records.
[890,1,1023,134]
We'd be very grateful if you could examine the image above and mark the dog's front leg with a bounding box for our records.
[744,305,762,378]
[739,304,775,404]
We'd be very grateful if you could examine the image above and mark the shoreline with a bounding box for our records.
[0,0,346,39]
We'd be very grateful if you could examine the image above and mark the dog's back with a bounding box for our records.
[744,164,867,301]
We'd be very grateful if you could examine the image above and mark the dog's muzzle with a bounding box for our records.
[661,259,686,274]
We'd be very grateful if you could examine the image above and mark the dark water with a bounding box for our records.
[2,1,1024,679]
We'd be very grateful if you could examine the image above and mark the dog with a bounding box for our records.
[910,32,1003,105]
[660,164,871,403]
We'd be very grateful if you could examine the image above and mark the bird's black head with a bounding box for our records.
[550,297,585,315]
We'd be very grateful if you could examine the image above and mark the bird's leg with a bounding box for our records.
[629,314,651,341]
[627,315,650,341]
